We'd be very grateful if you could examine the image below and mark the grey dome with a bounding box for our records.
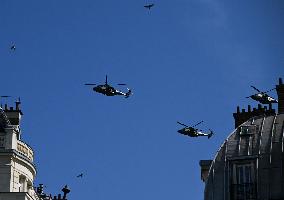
[204,114,284,200]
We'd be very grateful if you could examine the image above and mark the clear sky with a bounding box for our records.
[0,0,283,199]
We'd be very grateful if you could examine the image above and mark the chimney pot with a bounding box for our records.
[237,106,240,113]
[248,105,251,112]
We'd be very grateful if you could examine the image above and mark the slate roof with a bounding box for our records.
[204,114,284,200]
[0,107,11,131]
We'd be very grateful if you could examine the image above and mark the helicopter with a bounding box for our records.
[246,86,278,104]
[85,75,132,98]
[177,121,213,139]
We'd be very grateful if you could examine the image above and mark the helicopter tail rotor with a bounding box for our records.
[125,88,132,98]
[208,129,214,139]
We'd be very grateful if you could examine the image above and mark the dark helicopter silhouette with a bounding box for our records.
[246,86,278,104]
[144,3,154,10]
[177,121,213,139]
[85,75,132,98]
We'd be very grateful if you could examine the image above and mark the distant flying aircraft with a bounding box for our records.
[246,86,278,104]
[10,45,16,51]
[144,3,154,10]
[177,121,214,139]
[77,173,83,178]
[85,75,132,98]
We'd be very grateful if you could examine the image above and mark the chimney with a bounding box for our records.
[233,104,275,128]
[276,78,284,114]
[4,102,23,126]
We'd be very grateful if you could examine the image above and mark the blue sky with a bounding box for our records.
[0,0,283,199]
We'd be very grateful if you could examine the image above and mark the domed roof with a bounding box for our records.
[204,113,284,199]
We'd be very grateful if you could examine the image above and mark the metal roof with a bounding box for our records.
[0,107,11,130]
[204,114,284,200]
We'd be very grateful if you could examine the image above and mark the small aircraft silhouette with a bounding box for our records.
[85,75,132,98]
[10,45,16,51]
[246,86,278,104]
[144,3,154,10]
[177,121,213,139]
[76,173,83,178]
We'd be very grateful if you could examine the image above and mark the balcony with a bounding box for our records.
[17,140,34,162]
[230,183,256,200]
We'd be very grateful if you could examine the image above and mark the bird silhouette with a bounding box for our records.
[10,45,16,51]
[76,173,83,178]
[144,3,154,10]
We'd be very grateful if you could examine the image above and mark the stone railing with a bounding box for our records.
[17,140,34,162]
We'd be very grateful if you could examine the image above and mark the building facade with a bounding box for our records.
[0,102,40,200]
[200,78,284,200]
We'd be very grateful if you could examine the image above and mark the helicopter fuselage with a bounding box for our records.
[93,84,116,96]
[178,127,200,137]
[250,93,278,104]
[92,84,131,98]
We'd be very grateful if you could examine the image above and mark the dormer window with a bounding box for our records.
[231,162,256,200]
[239,125,256,136]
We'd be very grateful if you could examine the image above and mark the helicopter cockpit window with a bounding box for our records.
[239,125,256,136]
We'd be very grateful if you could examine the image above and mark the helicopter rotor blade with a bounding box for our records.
[117,84,127,86]
[105,75,108,85]
[0,96,11,98]
[177,121,188,127]
[262,88,276,94]
[84,83,96,86]
[192,120,204,128]
[251,86,261,93]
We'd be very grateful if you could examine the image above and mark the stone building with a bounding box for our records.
[200,78,284,200]
[0,102,41,200]
[0,102,70,200]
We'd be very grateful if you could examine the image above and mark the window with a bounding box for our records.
[231,163,256,200]
[19,175,26,192]
[239,125,256,136]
